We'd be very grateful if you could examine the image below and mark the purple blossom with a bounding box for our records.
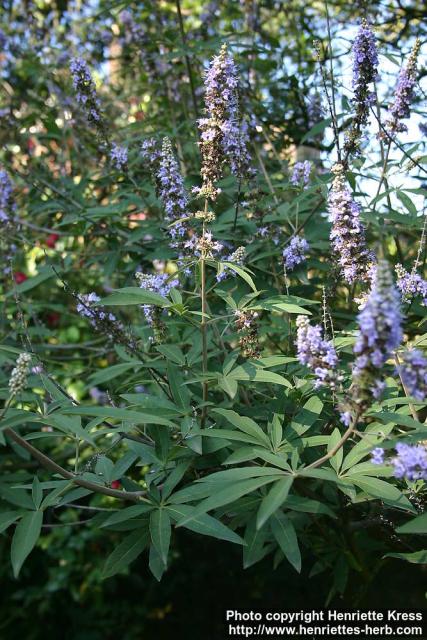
[136,272,178,325]
[197,44,253,199]
[216,246,246,282]
[419,122,427,136]
[392,443,427,481]
[385,39,421,134]
[110,144,128,171]
[328,163,374,284]
[295,315,339,389]
[353,261,403,399]
[371,443,427,481]
[158,138,189,239]
[283,236,309,271]
[371,447,385,465]
[290,161,311,188]
[396,264,427,306]
[69,57,103,129]
[0,168,15,223]
[397,349,427,401]
[344,20,378,155]
[76,292,122,336]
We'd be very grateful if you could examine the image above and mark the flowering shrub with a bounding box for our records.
[0,0,426,607]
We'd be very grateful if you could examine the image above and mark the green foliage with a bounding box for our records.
[0,0,426,612]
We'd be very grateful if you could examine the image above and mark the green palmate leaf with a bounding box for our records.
[384,551,427,564]
[222,262,257,292]
[243,520,269,569]
[176,476,281,526]
[149,509,171,566]
[212,408,270,447]
[254,298,312,315]
[102,528,150,579]
[196,467,286,485]
[396,513,427,534]
[11,510,43,578]
[328,428,344,473]
[228,364,292,388]
[149,544,166,582]
[89,362,141,386]
[101,504,154,528]
[369,411,425,431]
[166,505,244,545]
[100,287,171,307]
[0,511,22,534]
[162,460,192,500]
[63,406,175,428]
[256,477,294,529]
[270,512,301,572]
[156,344,186,365]
[351,476,415,512]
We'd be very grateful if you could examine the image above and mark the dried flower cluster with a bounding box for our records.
[8,352,31,396]
[234,309,260,359]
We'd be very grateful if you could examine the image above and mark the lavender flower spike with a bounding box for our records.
[352,260,403,401]
[328,163,374,284]
[0,168,15,223]
[70,57,104,131]
[371,443,427,481]
[397,349,427,401]
[290,161,312,188]
[395,263,427,306]
[110,144,128,171]
[385,39,421,135]
[344,19,379,156]
[283,236,309,271]
[197,44,253,199]
[295,315,339,389]
[158,138,189,239]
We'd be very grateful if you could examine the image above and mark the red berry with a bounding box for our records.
[46,233,59,248]
[111,480,121,490]
[46,312,61,328]
[14,272,28,284]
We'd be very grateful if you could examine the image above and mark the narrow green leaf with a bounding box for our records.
[256,477,294,529]
[212,408,270,447]
[0,511,22,534]
[149,509,171,566]
[11,510,43,577]
[271,512,301,572]
[396,513,427,534]
[167,505,244,545]
[102,529,149,578]
[100,287,170,307]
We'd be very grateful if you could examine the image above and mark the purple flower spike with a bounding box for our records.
[283,236,309,271]
[397,349,427,401]
[353,260,403,400]
[385,39,421,135]
[296,315,339,390]
[328,163,374,284]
